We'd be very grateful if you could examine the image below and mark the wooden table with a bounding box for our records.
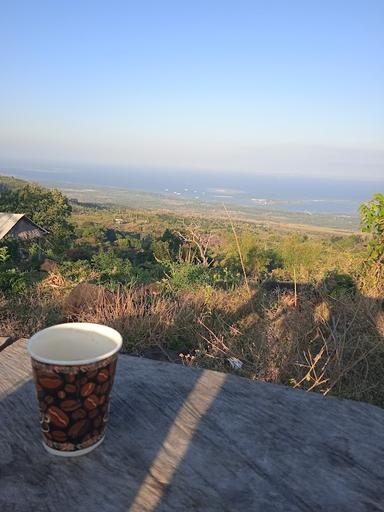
[1,339,384,512]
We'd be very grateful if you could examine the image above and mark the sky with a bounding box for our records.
[0,0,383,180]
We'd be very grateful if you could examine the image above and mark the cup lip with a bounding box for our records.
[27,322,123,366]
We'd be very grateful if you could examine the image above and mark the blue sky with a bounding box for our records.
[0,0,383,179]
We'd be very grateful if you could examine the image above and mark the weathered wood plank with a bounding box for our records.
[0,336,25,353]
[1,339,384,511]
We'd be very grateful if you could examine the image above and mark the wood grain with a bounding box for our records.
[1,339,384,511]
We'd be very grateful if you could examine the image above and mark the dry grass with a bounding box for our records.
[75,287,208,354]
[0,287,63,339]
[73,282,384,406]
[1,275,383,407]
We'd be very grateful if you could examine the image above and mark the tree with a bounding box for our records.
[77,223,108,244]
[0,184,75,254]
[161,229,182,257]
[176,224,214,266]
[360,193,384,264]
[151,239,173,263]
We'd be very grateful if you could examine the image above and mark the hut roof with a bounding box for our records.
[0,213,48,241]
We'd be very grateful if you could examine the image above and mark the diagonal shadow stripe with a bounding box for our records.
[129,369,226,512]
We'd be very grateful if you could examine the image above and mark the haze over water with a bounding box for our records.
[2,164,382,215]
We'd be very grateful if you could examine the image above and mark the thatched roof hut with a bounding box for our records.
[0,213,48,241]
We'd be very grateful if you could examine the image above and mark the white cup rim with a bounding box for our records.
[28,322,123,366]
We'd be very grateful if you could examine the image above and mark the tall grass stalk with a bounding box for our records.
[223,204,252,299]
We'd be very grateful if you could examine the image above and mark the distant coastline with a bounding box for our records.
[1,165,382,230]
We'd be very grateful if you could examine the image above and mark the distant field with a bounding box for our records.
[62,184,359,233]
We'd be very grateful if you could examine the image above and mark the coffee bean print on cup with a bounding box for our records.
[97,369,109,383]
[61,399,82,412]
[47,406,70,429]
[31,353,118,453]
[39,375,63,390]
[68,419,90,441]
[80,382,95,397]
[72,408,87,421]
[64,384,77,394]
[84,394,99,411]
[51,431,68,443]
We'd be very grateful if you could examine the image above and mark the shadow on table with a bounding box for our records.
[0,362,229,512]
[122,368,227,512]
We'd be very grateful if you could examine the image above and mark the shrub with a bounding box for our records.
[0,246,27,294]
[0,268,28,295]
[220,233,282,278]
[322,271,356,297]
[165,263,212,290]
[165,262,241,290]
[360,193,384,264]
[91,250,133,286]
[60,259,93,282]
[0,246,9,264]
[279,234,324,281]
[131,263,166,284]
[76,223,109,244]
[65,244,96,261]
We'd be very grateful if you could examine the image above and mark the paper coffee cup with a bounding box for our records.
[28,323,122,457]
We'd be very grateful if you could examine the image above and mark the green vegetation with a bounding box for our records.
[0,175,28,192]
[0,182,74,253]
[360,193,384,263]
[0,175,383,407]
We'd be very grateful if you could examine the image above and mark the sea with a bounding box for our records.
[1,165,383,216]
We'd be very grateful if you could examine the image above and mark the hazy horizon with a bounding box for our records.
[2,163,383,216]
[1,1,383,181]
